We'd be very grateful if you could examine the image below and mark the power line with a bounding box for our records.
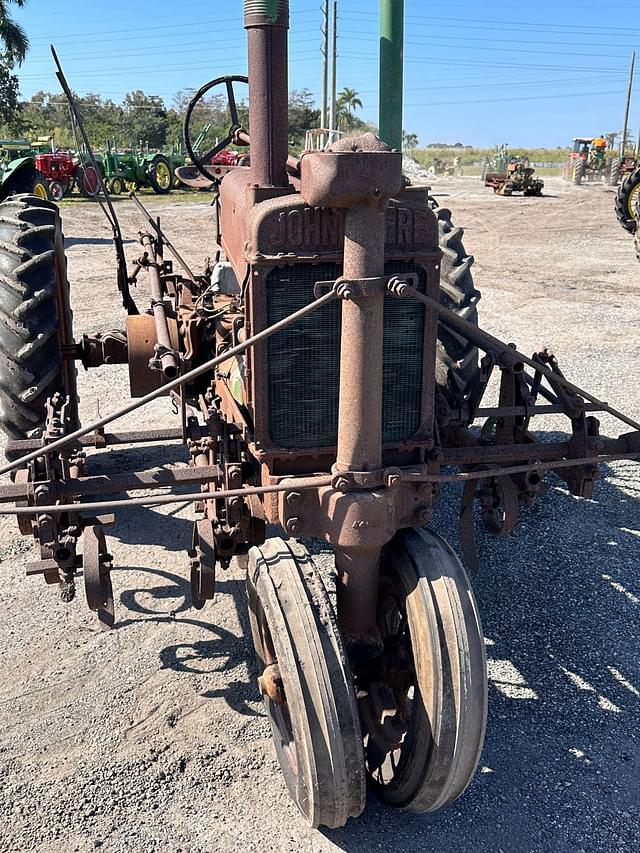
[22,33,320,65]
[340,25,640,52]
[28,8,322,43]
[404,89,623,108]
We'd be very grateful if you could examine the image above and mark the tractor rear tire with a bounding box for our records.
[77,165,100,198]
[436,208,481,411]
[2,167,50,201]
[148,155,173,194]
[614,166,640,234]
[572,158,585,185]
[608,157,621,186]
[0,195,76,451]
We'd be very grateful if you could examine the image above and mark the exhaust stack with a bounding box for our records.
[244,1,290,188]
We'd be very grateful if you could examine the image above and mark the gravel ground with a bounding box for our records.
[0,178,639,853]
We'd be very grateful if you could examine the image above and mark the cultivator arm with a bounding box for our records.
[1,263,639,621]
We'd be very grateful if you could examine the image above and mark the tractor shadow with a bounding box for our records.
[89,442,192,552]
[113,564,261,718]
[324,460,640,852]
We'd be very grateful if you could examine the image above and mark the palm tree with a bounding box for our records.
[336,87,362,130]
[0,0,29,65]
[402,131,418,152]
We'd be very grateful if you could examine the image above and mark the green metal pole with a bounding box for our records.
[379,0,404,151]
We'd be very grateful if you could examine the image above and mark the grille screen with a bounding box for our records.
[266,261,426,449]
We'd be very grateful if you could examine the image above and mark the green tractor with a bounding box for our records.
[0,138,50,201]
[100,143,179,195]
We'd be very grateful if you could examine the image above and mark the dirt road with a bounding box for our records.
[1,178,639,852]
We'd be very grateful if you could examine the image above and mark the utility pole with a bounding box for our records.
[620,51,635,158]
[320,0,329,141]
[328,0,337,135]
[379,0,404,151]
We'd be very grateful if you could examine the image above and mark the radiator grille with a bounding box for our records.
[266,261,426,449]
[382,261,426,442]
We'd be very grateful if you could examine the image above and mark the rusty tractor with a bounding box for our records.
[484,161,544,196]
[1,2,640,829]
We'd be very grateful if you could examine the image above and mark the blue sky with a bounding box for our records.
[12,0,640,147]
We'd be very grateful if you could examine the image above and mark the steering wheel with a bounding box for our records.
[183,75,249,181]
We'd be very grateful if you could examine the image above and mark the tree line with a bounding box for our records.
[1,85,371,154]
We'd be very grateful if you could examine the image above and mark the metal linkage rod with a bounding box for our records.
[0,476,333,517]
[130,193,197,282]
[0,289,339,478]
[139,233,180,379]
[406,452,640,485]
[390,282,640,433]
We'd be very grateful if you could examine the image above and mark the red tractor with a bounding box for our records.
[175,148,251,189]
[34,151,100,200]
[563,136,613,185]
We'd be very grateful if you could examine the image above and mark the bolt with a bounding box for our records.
[387,276,410,297]
[416,506,431,525]
[387,474,401,488]
[35,485,50,504]
[337,281,354,300]
[286,517,301,535]
[334,476,350,492]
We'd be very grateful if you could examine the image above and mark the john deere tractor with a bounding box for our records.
[100,143,178,195]
[0,139,50,200]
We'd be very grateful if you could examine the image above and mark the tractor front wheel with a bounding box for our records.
[109,176,125,195]
[0,195,77,452]
[148,155,173,194]
[246,538,366,828]
[572,158,585,185]
[48,180,65,202]
[614,166,640,234]
[359,528,487,812]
